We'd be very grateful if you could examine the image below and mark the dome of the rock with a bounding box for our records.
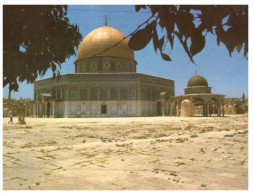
[76,26,135,62]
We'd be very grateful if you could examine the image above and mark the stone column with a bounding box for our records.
[45,101,47,118]
[42,101,44,118]
[48,101,51,118]
[64,101,69,118]
[218,103,221,117]
[36,102,39,118]
[107,87,111,115]
[161,100,165,116]
[29,104,32,118]
[177,100,180,117]
[33,104,36,118]
[41,102,43,118]
[45,102,48,118]
[207,104,210,116]
[170,100,175,116]
[222,103,225,117]
[52,101,55,118]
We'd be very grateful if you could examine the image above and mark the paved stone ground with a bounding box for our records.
[3,115,248,190]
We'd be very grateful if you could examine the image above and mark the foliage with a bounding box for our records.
[129,5,248,63]
[235,98,247,114]
[3,5,82,91]
[242,92,245,100]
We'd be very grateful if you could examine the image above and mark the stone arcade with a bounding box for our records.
[172,74,225,117]
[30,24,175,118]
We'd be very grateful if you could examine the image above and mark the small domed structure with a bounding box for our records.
[173,73,225,117]
[187,75,208,87]
[185,74,211,94]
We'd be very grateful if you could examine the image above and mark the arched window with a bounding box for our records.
[100,88,107,100]
[82,63,86,72]
[121,88,127,100]
[71,91,76,100]
[131,88,136,100]
[111,88,117,100]
[81,88,86,100]
[90,88,97,100]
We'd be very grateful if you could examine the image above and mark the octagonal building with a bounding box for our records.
[172,74,225,117]
[31,24,174,118]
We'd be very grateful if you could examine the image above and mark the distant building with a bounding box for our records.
[224,98,248,114]
[172,74,225,117]
[30,24,175,118]
[3,98,32,117]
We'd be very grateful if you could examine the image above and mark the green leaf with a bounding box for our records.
[157,36,165,53]
[129,22,154,51]
[167,34,174,49]
[135,5,146,12]
[190,28,205,56]
[152,30,158,52]
[3,5,82,91]
[235,43,243,53]
[176,11,195,39]
[161,53,172,61]
[244,43,248,57]
[175,31,194,63]
[51,63,56,72]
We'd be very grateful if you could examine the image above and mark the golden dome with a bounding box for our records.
[76,26,135,62]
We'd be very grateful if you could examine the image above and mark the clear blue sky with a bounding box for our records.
[2,5,248,99]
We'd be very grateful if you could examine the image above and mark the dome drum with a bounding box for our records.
[75,56,136,73]
[185,86,212,94]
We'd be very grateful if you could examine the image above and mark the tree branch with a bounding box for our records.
[93,14,156,57]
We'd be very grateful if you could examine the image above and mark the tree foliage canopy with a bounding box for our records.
[129,5,248,63]
[3,5,82,91]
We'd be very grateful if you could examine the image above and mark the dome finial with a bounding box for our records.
[105,15,107,26]
[195,70,198,75]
